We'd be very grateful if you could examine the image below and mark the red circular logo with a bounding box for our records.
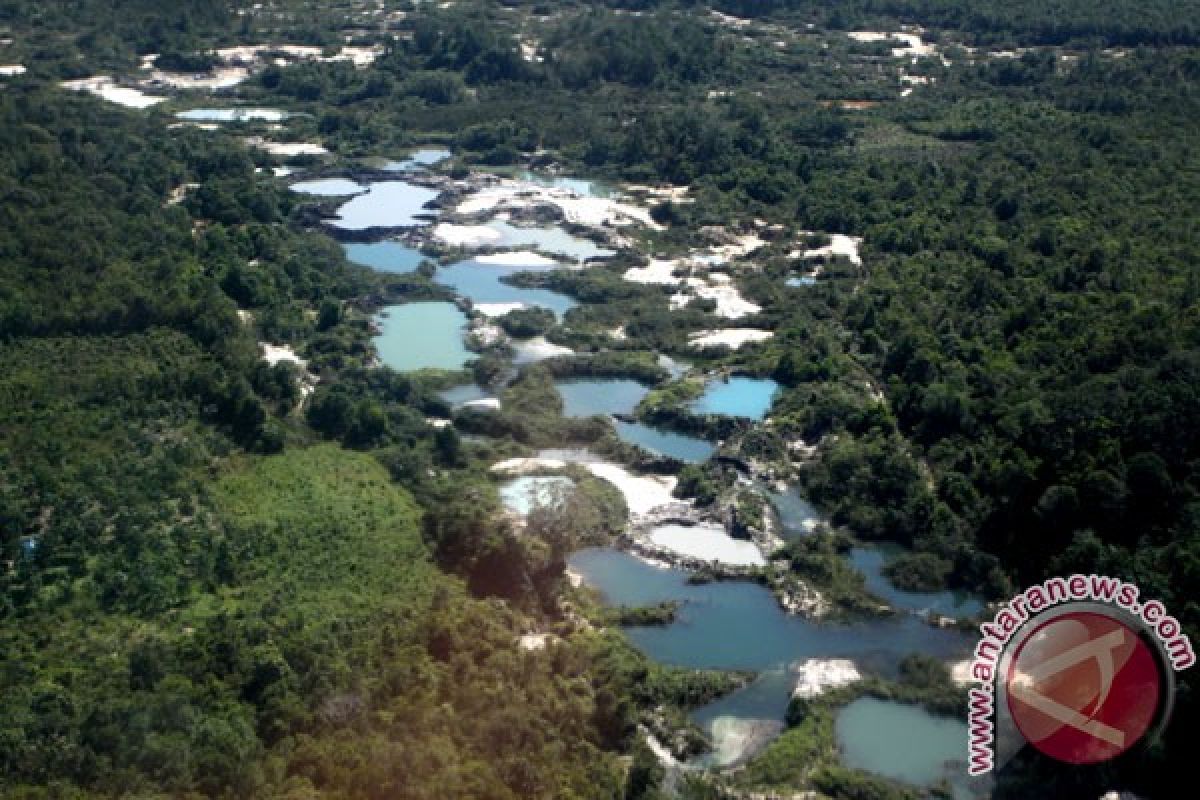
[1006,611,1162,764]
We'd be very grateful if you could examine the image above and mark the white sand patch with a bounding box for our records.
[706,717,785,767]
[518,633,552,651]
[272,166,298,178]
[648,523,766,567]
[685,277,761,319]
[456,178,661,230]
[474,251,560,266]
[434,223,503,247]
[512,336,572,361]
[470,322,504,346]
[608,326,627,341]
[624,184,692,204]
[0,65,25,76]
[518,40,543,63]
[792,658,861,698]
[791,233,863,266]
[709,233,767,261]
[950,659,974,687]
[565,567,584,588]
[426,418,452,429]
[473,302,527,318]
[640,727,682,768]
[710,10,752,28]
[260,343,306,367]
[491,457,568,475]
[848,30,937,61]
[583,462,678,516]
[900,87,914,98]
[60,76,166,108]
[462,397,501,411]
[145,66,250,90]
[688,329,773,350]
[244,138,328,156]
[166,182,200,206]
[624,259,684,285]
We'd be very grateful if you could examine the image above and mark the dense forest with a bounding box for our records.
[0,0,1197,798]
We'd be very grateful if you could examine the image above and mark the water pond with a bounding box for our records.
[836,696,981,799]
[486,219,614,263]
[613,420,715,463]
[373,302,472,372]
[691,376,779,420]
[343,241,428,273]
[383,148,452,171]
[435,257,576,317]
[556,379,650,417]
[849,545,985,618]
[330,181,440,230]
[290,177,365,196]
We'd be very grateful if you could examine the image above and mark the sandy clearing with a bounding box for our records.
[433,223,503,247]
[60,76,166,108]
[491,457,569,474]
[474,251,560,266]
[244,138,328,156]
[582,462,678,516]
[688,329,774,350]
[473,302,527,317]
[792,658,862,697]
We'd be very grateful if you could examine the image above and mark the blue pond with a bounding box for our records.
[614,420,715,463]
[435,257,576,317]
[766,484,822,538]
[849,546,985,618]
[384,148,452,171]
[343,241,427,273]
[373,302,472,372]
[485,220,614,263]
[331,181,440,230]
[289,177,364,196]
[786,276,818,287]
[691,377,779,420]
[568,548,971,673]
[557,379,650,417]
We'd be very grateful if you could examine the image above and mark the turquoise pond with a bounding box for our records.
[555,379,714,462]
[691,376,779,420]
[568,544,981,776]
[343,241,427,273]
[331,181,440,230]
[614,420,715,463]
[485,220,614,263]
[384,148,452,171]
[499,475,575,515]
[290,177,365,196]
[373,303,472,372]
[435,258,576,316]
[556,379,650,417]
[176,108,288,122]
[567,548,972,673]
[837,697,984,799]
